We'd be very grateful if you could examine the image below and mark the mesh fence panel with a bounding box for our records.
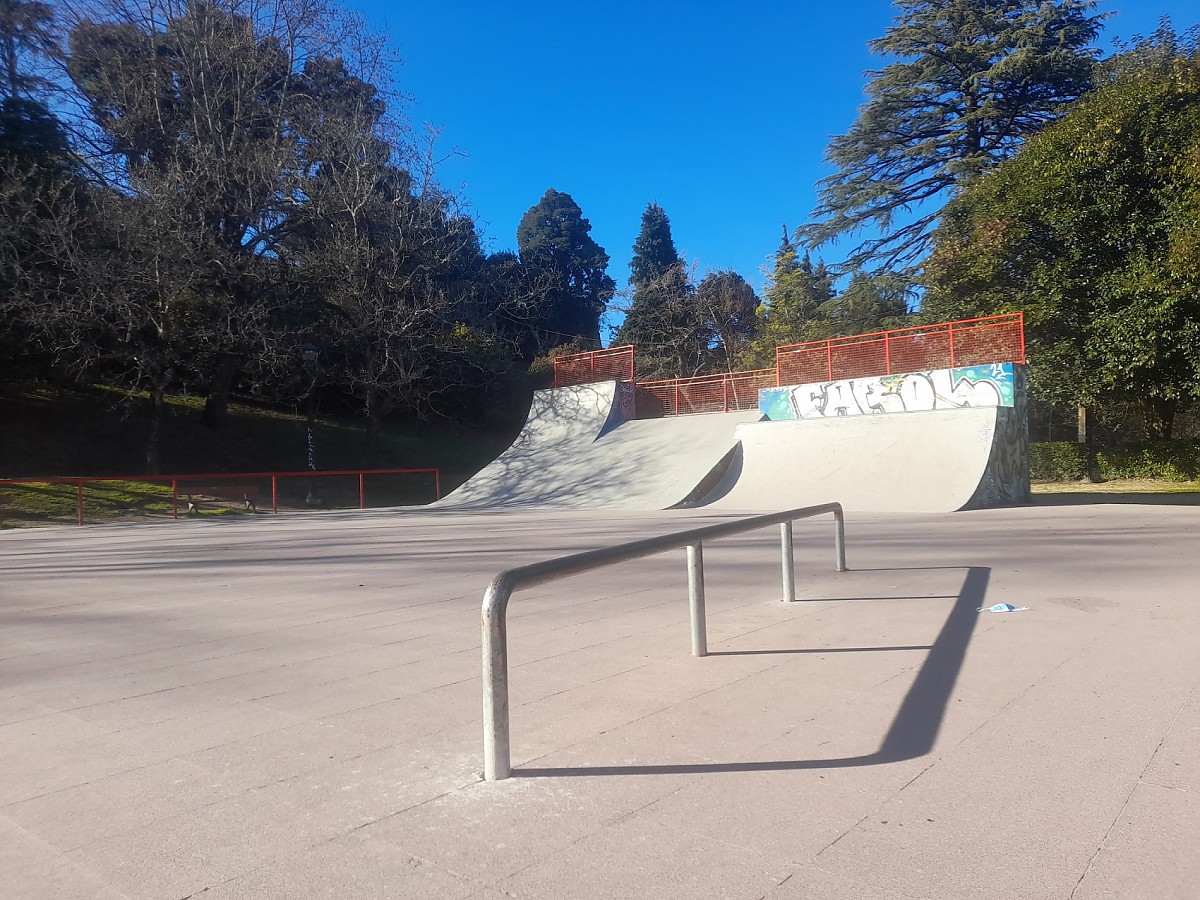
[776,314,1024,384]
[636,370,776,417]
[553,346,635,387]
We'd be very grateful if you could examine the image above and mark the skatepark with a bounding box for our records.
[3,319,1197,898]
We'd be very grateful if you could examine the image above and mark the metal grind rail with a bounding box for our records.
[480,502,847,780]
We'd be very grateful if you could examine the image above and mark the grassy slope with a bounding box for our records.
[0,384,519,526]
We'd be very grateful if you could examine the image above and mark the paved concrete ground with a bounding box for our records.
[1,502,1197,899]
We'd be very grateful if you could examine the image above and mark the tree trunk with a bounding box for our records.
[202,354,238,429]
[362,389,383,466]
[146,385,166,475]
[1076,406,1093,444]
[1141,397,1177,440]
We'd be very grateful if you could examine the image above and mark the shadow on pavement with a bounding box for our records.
[1032,491,1200,506]
[515,565,988,777]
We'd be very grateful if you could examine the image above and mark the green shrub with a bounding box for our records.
[1094,441,1200,482]
[1030,442,1091,481]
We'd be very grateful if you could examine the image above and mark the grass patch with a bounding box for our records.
[0,382,524,526]
[1031,477,1200,494]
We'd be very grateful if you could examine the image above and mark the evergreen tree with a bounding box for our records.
[802,0,1103,271]
[616,202,697,376]
[516,188,614,351]
[737,229,837,368]
[924,26,1200,438]
[616,262,706,378]
[819,270,912,336]
[629,202,679,286]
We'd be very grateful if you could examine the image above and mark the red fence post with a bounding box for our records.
[359,473,365,509]
[76,479,83,526]
[172,479,178,519]
[434,469,441,500]
[826,343,833,381]
[949,326,957,367]
[884,333,892,374]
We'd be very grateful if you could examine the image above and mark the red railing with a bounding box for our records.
[553,345,635,387]
[775,314,1025,386]
[636,369,777,418]
[0,468,441,526]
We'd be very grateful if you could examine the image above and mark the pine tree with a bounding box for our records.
[517,188,614,351]
[737,229,837,368]
[629,202,679,286]
[802,0,1103,271]
[616,203,707,377]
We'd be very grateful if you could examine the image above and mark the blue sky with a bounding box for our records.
[352,1,1197,335]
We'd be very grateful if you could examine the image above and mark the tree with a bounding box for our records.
[695,270,759,371]
[516,188,615,351]
[738,229,837,368]
[819,270,912,336]
[0,0,82,384]
[923,30,1200,438]
[0,0,58,103]
[55,0,406,464]
[616,202,702,377]
[629,201,679,286]
[801,0,1103,271]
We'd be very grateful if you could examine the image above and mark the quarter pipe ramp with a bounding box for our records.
[435,382,762,510]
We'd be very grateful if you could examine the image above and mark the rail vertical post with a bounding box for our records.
[271,475,278,514]
[434,469,441,500]
[826,343,834,380]
[780,520,796,602]
[833,507,848,572]
[172,479,178,519]
[359,473,365,509]
[884,332,893,374]
[76,479,83,526]
[687,543,707,657]
[949,325,956,367]
[482,577,511,781]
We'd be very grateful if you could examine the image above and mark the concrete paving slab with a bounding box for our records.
[197,829,482,900]
[765,864,925,900]
[1142,685,1200,792]
[3,757,241,852]
[63,787,342,900]
[1072,782,1200,900]
[0,818,130,900]
[494,811,792,900]
[2,503,1199,898]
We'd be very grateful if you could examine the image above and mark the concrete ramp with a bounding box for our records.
[698,405,1030,513]
[436,383,763,510]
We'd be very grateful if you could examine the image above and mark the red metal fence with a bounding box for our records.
[775,313,1025,387]
[0,468,441,526]
[534,316,1026,417]
[636,369,777,418]
[552,346,635,387]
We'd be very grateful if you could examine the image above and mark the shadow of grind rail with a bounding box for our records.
[481,503,848,781]
[515,566,987,779]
